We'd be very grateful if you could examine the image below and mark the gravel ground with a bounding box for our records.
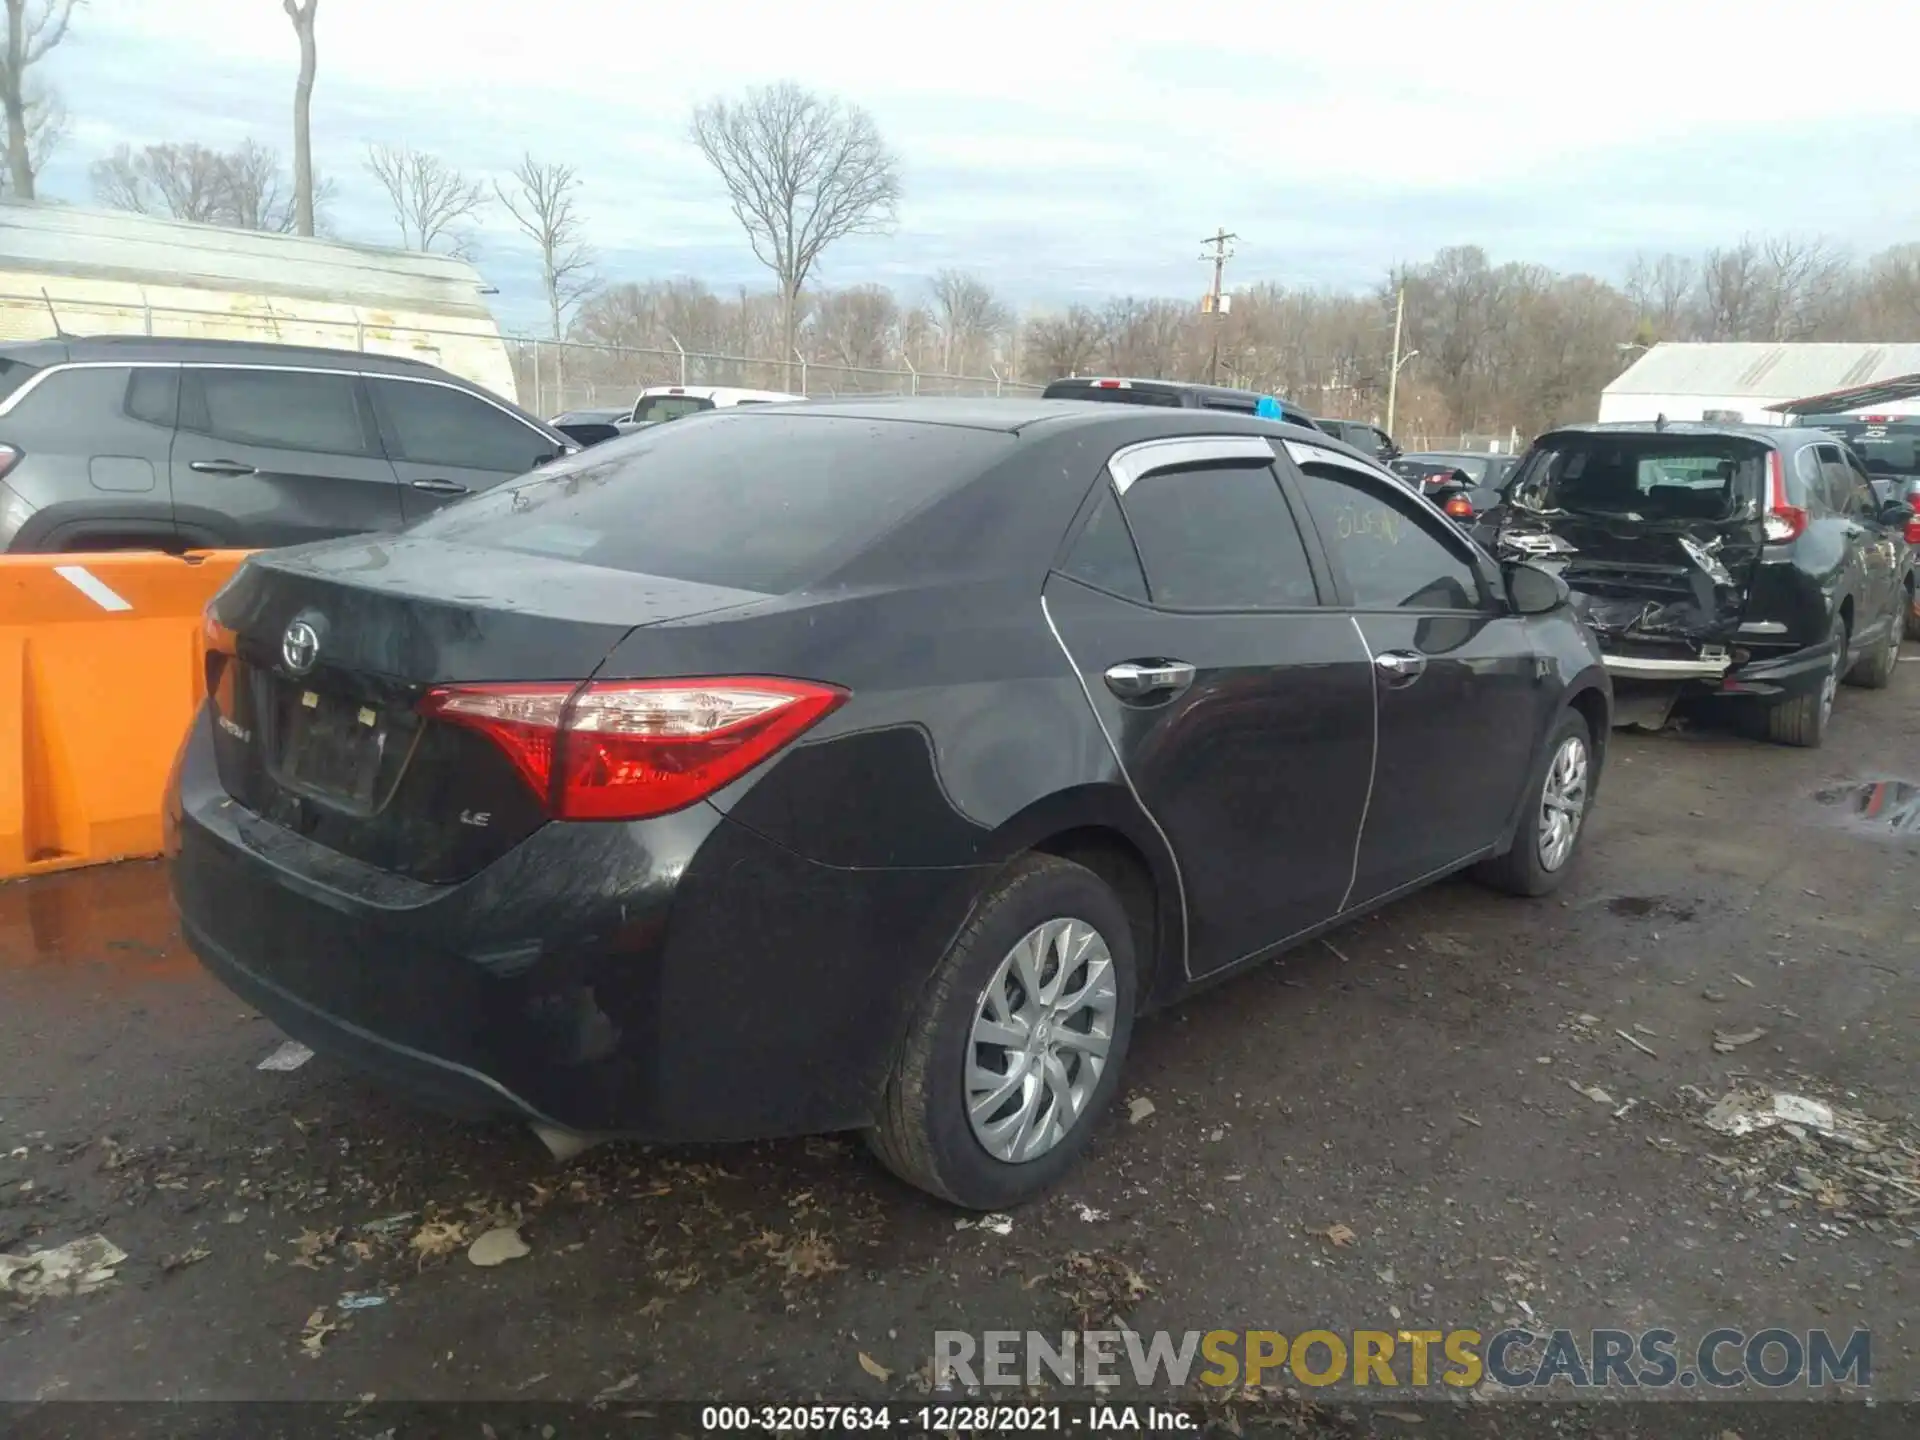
[2,670,1917,1433]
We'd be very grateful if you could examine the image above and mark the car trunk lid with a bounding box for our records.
[203,533,765,883]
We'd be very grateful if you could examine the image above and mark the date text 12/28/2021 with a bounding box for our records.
[700,1404,1198,1432]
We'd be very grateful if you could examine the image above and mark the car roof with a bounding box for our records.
[0,332,449,379]
[1041,375,1277,405]
[1538,420,1826,447]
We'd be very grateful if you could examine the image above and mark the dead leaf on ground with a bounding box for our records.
[858,1351,893,1383]
[160,1246,211,1274]
[1712,1028,1767,1054]
[1311,1223,1357,1247]
[298,1307,336,1358]
[408,1220,469,1268]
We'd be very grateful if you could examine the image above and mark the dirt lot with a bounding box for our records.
[2,671,1917,1429]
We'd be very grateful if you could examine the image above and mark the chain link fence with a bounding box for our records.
[0,292,1042,418]
[509,337,1042,418]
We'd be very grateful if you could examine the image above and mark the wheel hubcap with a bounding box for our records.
[1537,735,1590,873]
[966,918,1118,1164]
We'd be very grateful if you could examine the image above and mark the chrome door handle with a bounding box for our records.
[1103,660,1196,700]
[410,478,469,495]
[189,459,256,476]
[1374,650,1427,688]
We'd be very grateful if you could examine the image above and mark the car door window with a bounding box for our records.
[370,378,555,473]
[1813,443,1858,515]
[1292,461,1487,611]
[1059,485,1149,603]
[182,367,372,455]
[1843,455,1881,519]
[1117,460,1320,610]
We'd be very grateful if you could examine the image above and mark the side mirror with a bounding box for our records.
[1504,559,1570,616]
[1879,499,1914,529]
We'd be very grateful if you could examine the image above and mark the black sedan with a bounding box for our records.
[167,400,1612,1209]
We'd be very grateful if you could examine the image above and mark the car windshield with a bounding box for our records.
[1798,415,1920,479]
[404,413,1011,594]
[632,394,716,423]
[1508,436,1766,521]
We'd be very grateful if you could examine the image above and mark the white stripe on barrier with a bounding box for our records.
[53,565,134,613]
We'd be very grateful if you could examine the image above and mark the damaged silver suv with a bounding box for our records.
[1483,421,1916,748]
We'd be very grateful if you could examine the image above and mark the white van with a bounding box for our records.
[629,384,805,424]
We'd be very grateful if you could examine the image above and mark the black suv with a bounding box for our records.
[1039,376,1323,431]
[1314,417,1400,463]
[0,336,575,553]
[1482,422,1915,747]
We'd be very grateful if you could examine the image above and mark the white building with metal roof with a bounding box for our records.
[0,201,518,401]
[1598,342,1920,425]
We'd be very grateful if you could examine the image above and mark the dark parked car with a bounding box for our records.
[1040,376,1323,431]
[1314,418,1400,463]
[168,399,1611,1208]
[0,336,575,553]
[1478,422,1915,747]
[1393,450,1519,493]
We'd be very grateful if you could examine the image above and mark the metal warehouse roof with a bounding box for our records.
[1604,342,1920,399]
[0,201,497,318]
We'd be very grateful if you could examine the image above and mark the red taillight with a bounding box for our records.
[1443,495,1474,518]
[201,607,239,655]
[1095,379,1126,389]
[1764,450,1807,543]
[420,677,847,822]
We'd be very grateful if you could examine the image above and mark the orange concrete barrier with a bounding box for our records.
[0,550,253,880]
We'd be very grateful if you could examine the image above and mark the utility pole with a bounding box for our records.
[1386,285,1405,435]
[1200,228,1236,385]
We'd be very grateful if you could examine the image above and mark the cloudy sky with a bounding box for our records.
[34,0,1920,334]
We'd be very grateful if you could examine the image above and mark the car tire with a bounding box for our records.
[1766,615,1847,748]
[866,853,1137,1210]
[1845,618,1900,690]
[1474,707,1595,898]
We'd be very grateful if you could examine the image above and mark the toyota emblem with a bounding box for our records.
[281,618,321,676]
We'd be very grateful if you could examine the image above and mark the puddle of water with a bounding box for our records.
[1813,780,1920,838]
[0,860,192,975]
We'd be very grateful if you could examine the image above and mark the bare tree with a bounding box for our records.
[690,82,901,362]
[90,140,325,232]
[91,142,229,223]
[1,0,77,199]
[811,285,900,371]
[929,269,1007,373]
[495,153,595,339]
[281,0,317,236]
[1023,305,1104,380]
[366,143,486,256]
[0,76,62,194]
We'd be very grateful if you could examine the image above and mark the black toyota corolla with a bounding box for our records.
[167,399,1612,1209]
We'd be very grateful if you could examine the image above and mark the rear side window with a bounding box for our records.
[369,378,554,474]
[1293,462,1485,611]
[1059,486,1148,602]
[125,368,178,427]
[405,413,1012,594]
[1118,461,1319,610]
[182,367,371,455]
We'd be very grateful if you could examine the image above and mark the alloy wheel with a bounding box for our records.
[1537,734,1590,873]
[965,918,1119,1164]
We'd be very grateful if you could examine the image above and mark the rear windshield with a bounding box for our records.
[404,413,1011,594]
[1042,382,1182,407]
[1799,416,1920,479]
[0,356,42,407]
[632,394,715,423]
[1508,435,1767,521]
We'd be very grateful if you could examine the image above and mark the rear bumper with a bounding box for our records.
[1599,638,1834,699]
[166,707,987,1142]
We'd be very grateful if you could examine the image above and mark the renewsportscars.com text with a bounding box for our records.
[933,1327,1871,1390]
